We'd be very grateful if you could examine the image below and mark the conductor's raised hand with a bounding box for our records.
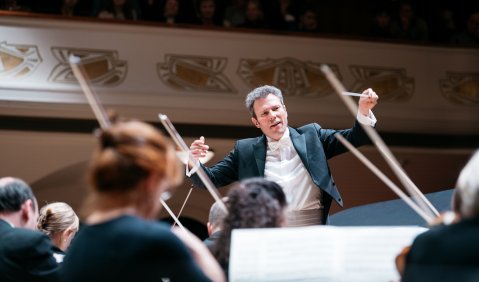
[358,88,379,116]
[189,136,209,162]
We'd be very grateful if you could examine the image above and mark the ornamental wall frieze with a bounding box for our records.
[349,66,414,102]
[440,72,479,106]
[157,54,236,93]
[49,47,127,86]
[4,40,478,108]
[237,57,341,97]
[0,41,42,79]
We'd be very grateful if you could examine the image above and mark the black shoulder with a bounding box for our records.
[7,227,48,242]
[3,228,54,254]
[236,137,263,148]
[296,123,321,134]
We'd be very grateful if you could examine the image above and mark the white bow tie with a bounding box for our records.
[268,137,291,152]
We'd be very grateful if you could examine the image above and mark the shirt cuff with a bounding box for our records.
[185,160,200,177]
[356,110,377,127]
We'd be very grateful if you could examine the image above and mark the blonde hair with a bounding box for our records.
[37,202,79,237]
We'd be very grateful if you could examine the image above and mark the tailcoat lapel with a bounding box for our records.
[290,127,310,170]
[252,135,266,177]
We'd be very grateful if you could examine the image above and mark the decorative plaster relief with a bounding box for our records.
[0,41,42,79]
[49,47,127,86]
[440,72,479,105]
[238,57,341,97]
[349,66,414,102]
[157,54,236,93]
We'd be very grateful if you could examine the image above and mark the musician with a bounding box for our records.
[402,150,479,282]
[0,177,59,282]
[203,197,228,253]
[60,120,225,282]
[213,178,288,274]
[188,85,378,226]
[37,202,80,263]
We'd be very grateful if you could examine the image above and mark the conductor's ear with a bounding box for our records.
[251,117,260,128]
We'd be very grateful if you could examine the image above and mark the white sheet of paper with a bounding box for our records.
[229,226,427,282]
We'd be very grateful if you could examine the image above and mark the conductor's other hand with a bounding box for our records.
[189,136,209,162]
[358,88,379,116]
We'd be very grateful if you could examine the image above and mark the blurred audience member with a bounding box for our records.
[430,5,457,43]
[369,5,392,38]
[31,0,90,16]
[159,0,180,24]
[194,0,221,26]
[0,177,59,282]
[223,0,245,27]
[139,0,161,21]
[277,0,296,30]
[95,0,139,20]
[37,202,79,263]
[0,0,29,11]
[60,120,224,282]
[239,0,265,29]
[450,10,479,45]
[59,0,80,16]
[295,6,319,33]
[390,1,428,42]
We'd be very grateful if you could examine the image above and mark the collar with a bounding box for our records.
[0,218,15,228]
[267,128,291,151]
[266,128,290,143]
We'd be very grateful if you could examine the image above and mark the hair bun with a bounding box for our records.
[100,130,117,149]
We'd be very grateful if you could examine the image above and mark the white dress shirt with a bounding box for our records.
[265,128,321,211]
[265,111,376,211]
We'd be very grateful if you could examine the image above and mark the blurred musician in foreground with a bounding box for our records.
[402,150,479,282]
[60,120,225,282]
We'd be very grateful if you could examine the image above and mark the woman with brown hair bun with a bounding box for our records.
[60,120,225,282]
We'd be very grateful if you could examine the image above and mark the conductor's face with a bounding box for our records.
[251,94,288,141]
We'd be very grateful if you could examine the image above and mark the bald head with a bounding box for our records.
[208,197,228,233]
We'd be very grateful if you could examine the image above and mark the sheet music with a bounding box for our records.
[229,226,427,282]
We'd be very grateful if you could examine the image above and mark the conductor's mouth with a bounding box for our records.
[270,121,281,128]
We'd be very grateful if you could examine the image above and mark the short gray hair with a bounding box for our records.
[0,177,37,213]
[208,197,228,229]
[455,150,479,218]
[245,85,284,117]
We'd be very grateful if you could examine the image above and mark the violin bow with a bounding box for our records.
[335,134,433,222]
[170,186,193,228]
[158,114,228,215]
[69,55,187,231]
[320,64,439,222]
